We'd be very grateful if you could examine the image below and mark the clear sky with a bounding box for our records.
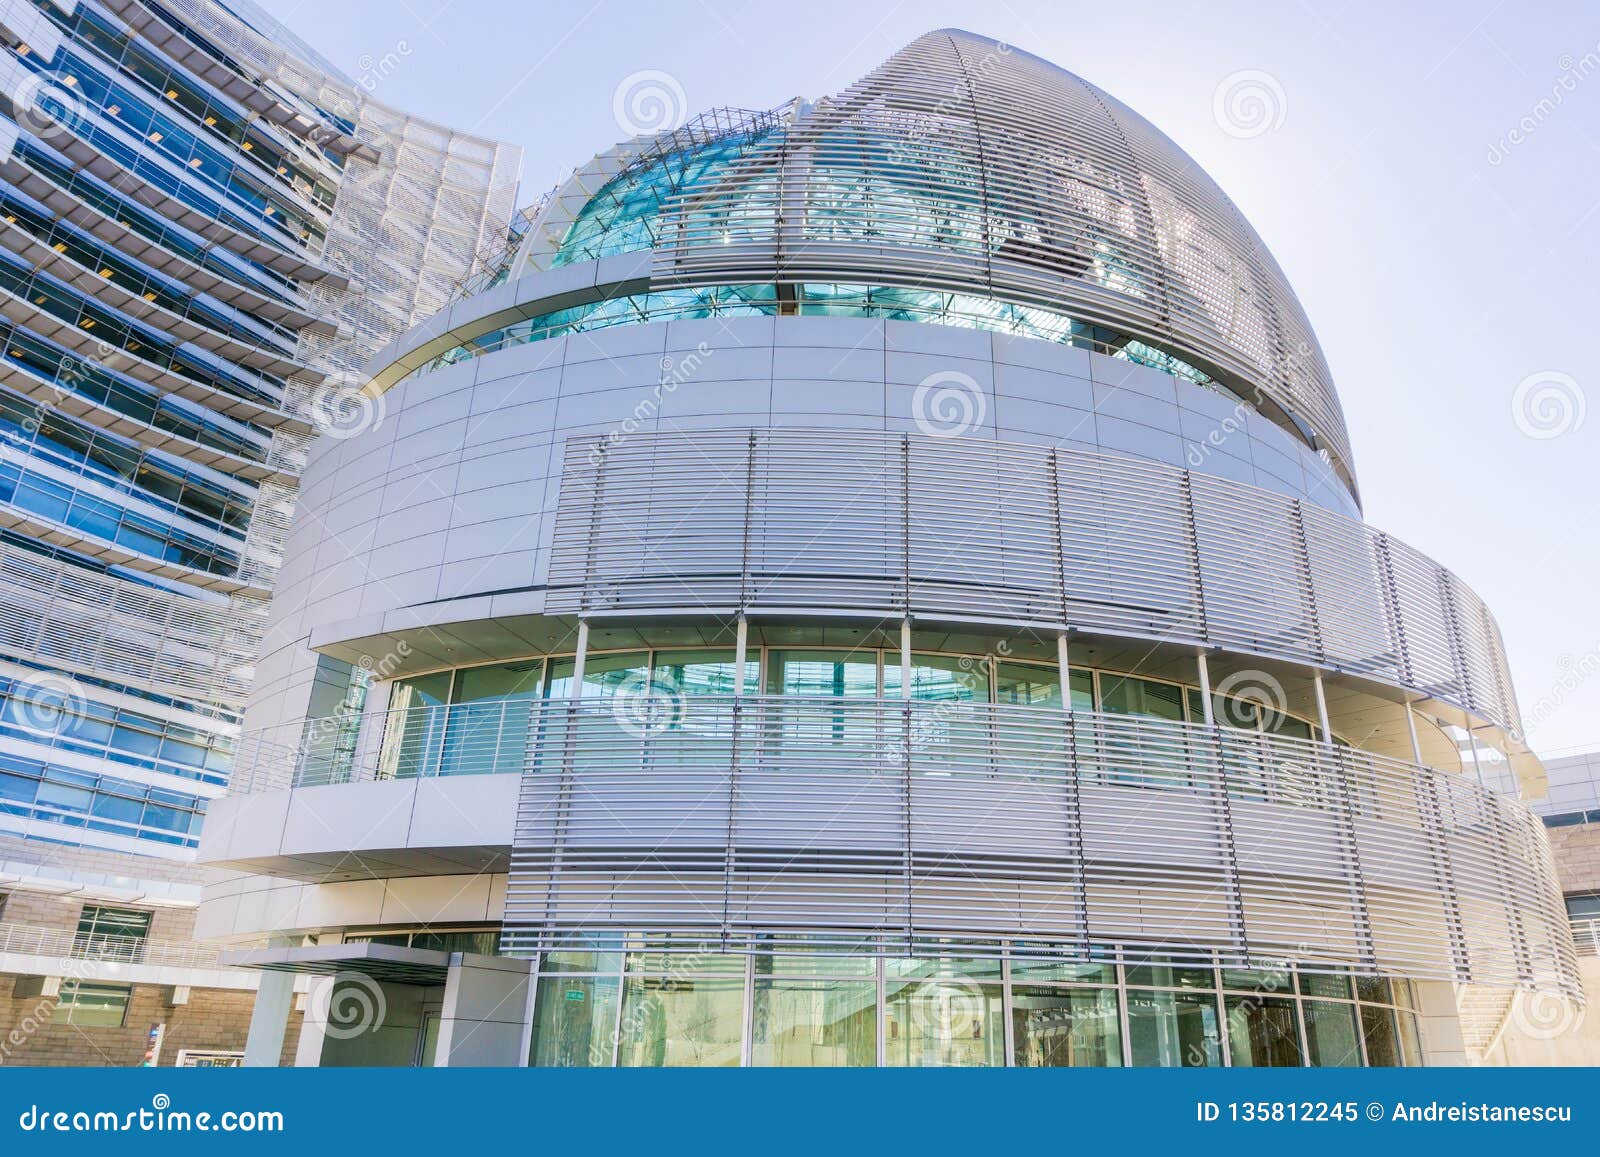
[253,0,1600,759]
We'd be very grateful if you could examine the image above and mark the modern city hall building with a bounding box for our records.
[0,0,518,1065]
[201,30,1582,1068]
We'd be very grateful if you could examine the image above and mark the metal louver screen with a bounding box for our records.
[500,697,1578,999]
[546,428,1521,738]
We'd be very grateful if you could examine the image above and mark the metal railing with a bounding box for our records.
[0,920,223,970]
[1573,917,1600,958]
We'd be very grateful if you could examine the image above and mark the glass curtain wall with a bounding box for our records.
[374,644,1334,783]
[525,941,1423,1068]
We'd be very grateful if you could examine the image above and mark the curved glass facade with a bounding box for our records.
[523,937,1422,1067]
[369,642,1329,788]
[418,282,1248,414]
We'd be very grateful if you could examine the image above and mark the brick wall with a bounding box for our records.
[1549,823,1600,895]
[0,978,300,1067]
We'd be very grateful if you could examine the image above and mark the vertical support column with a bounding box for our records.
[293,977,332,1067]
[1413,729,1472,981]
[1195,650,1215,725]
[733,616,748,697]
[243,968,296,1067]
[900,618,912,701]
[1312,673,1332,745]
[1057,631,1090,955]
[1195,648,1245,959]
[434,954,535,1067]
[1318,671,1376,970]
[900,616,914,953]
[571,619,590,697]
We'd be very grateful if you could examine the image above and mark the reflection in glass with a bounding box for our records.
[1304,999,1362,1066]
[652,649,749,697]
[440,660,543,776]
[1298,973,1353,1000]
[1355,974,1393,1004]
[1220,964,1292,993]
[1127,989,1221,1066]
[882,653,986,702]
[1396,1009,1423,1066]
[378,672,450,780]
[766,650,879,696]
[617,977,744,1067]
[1008,958,1114,984]
[994,660,1061,707]
[1361,1004,1401,1067]
[1124,960,1213,989]
[1225,995,1303,1066]
[544,651,650,699]
[884,982,1004,1067]
[1011,985,1121,1066]
[530,976,619,1067]
[1099,674,1185,721]
[751,979,876,1066]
